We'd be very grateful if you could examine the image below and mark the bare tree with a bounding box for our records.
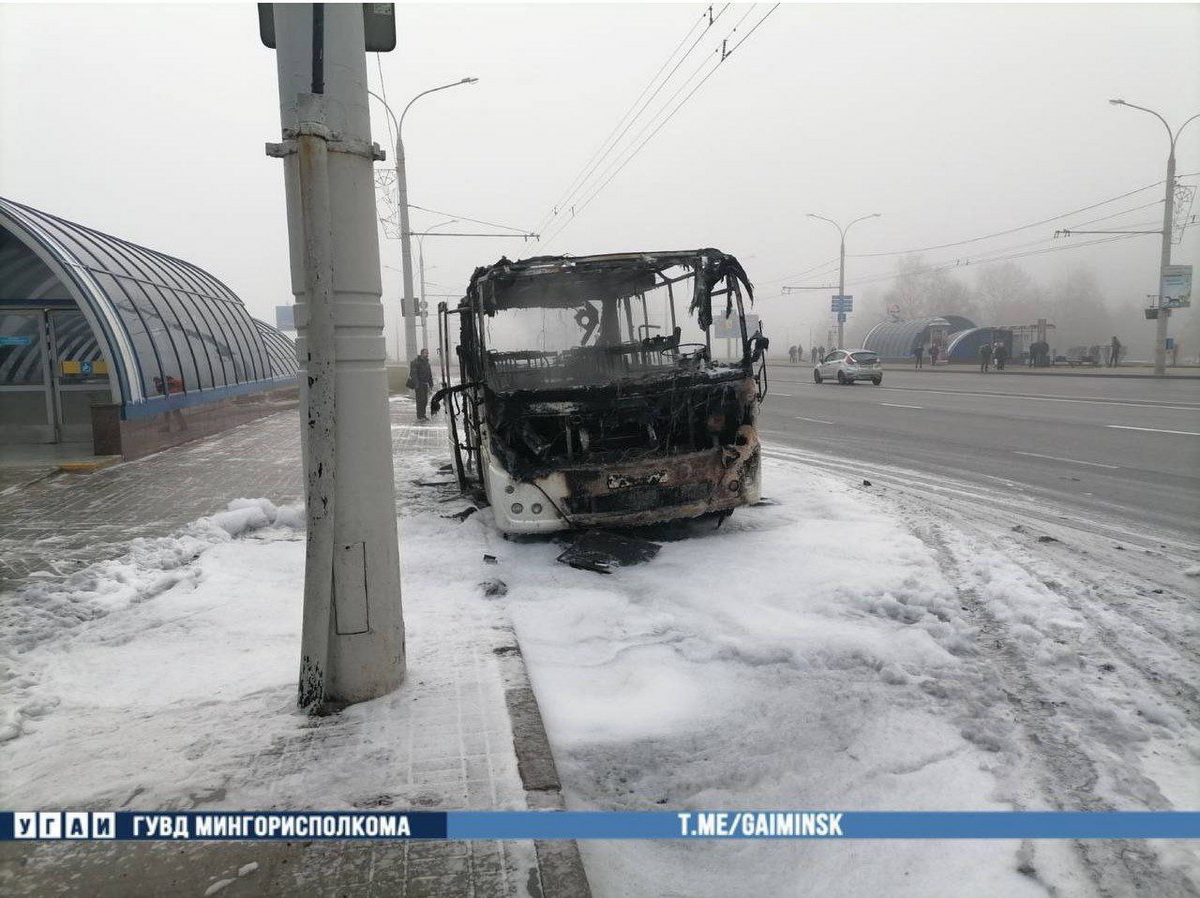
[882,255,977,320]
[975,262,1043,324]
[1045,266,1117,349]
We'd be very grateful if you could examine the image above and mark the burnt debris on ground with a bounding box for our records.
[556,530,662,575]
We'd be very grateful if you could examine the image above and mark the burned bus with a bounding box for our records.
[433,249,768,534]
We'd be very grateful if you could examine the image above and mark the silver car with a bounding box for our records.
[813,349,883,385]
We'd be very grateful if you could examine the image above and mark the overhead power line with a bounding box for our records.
[407,203,534,235]
[534,4,729,236]
[759,174,1197,290]
[760,257,839,288]
[374,54,394,150]
[540,44,724,243]
[841,233,1145,292]
[541,4,781,248]
[1064,200,1162,230]
[848,178,1170,259]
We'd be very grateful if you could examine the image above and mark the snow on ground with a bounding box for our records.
[0,486,526,815]
[1,501,310,807]
[2,429,1196,897]
[0,499,300,745]
[478,452,1199,898]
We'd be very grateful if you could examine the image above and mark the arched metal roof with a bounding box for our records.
[863,316,978,360]
[944,326,1013,362]
[0,197,296,411]
[255,318,301,379]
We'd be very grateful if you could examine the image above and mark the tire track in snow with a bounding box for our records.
[766,446,1200,682]
[766,450,1200,897]
[914,516,1197,898]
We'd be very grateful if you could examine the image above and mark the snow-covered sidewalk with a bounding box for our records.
[0,409,559,897]
[2,407,1196,896]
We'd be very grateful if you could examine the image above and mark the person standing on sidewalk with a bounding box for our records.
[913,343,924,369]
[930,344,940,366]
[410,348,435,421]
[979,342,992,373]
[994,341,1007,371]
[1110,336,1122,368]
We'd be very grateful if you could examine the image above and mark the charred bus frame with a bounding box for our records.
[434,249,768,534]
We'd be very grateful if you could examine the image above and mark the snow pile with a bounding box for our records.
[0,499,301,744]
[1,482,526,817]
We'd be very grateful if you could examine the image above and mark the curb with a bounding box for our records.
[58,455,123,473]
[903,366,1200,380]
[492,631,593,898]
[773,363,1200,380]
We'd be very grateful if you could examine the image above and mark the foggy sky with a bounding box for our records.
[1,3,1197,359]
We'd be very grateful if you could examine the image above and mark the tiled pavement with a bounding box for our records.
[0,398,588,897]
[0,413,303,590]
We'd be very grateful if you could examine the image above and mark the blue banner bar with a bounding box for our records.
[3,811,1198,841]
[448,811,1200,839]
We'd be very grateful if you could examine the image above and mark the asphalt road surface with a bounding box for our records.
[759,367,1200,543]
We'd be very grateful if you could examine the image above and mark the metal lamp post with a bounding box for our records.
[415,218,459,350]
[1109,99,1200,376]
[367,78,478,365]
[807,212,881,349]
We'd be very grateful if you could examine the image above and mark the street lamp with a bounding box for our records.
[807,212,881,349]
[415,218,459,351]
[369,77,478,363]
[1109,99,1200,376]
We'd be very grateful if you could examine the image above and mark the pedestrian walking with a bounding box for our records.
[796,343,804,365]
[930,344,940,365]
[817,345,826,363]
[788,345,796,363]
[409,347,435,421]
[993,341,1007,371]
[1031,340,1048,367]
[913,343,924,369]
[1109,336,1122,368]
[979,342,992,373]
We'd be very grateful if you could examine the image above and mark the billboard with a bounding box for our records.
[712,313,759,339]
[1161,265,1192,309]
[275,305,296,331]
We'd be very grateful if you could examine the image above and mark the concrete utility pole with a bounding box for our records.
[267,3,405,710]
[808,212,881,349]
[1110,99,1200,376]
[370,79,477,364]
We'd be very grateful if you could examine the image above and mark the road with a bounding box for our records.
[758,367,1200,543]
